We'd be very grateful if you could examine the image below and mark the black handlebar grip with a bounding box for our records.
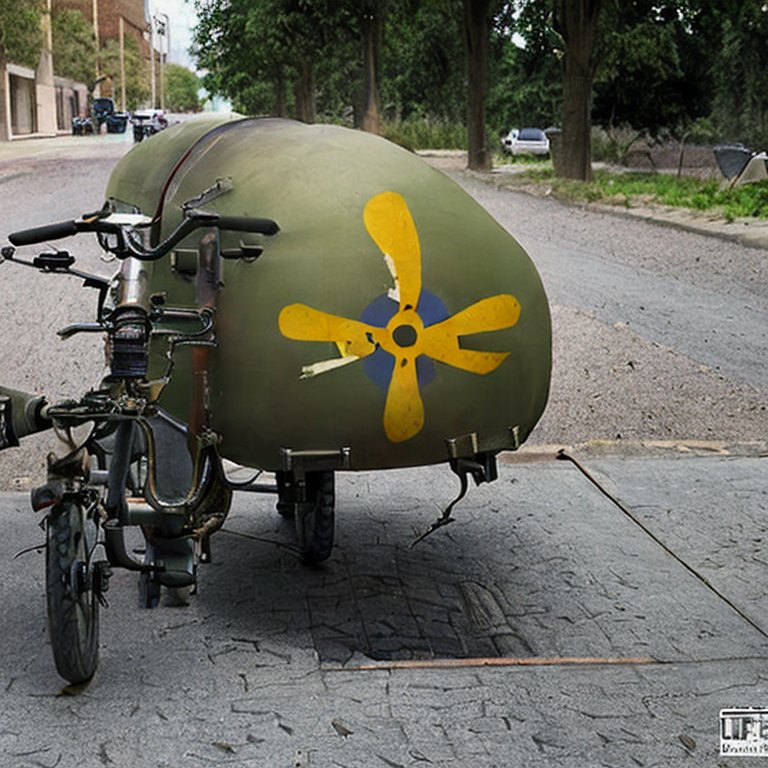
[215,216,280,236]
[8,220,79,246]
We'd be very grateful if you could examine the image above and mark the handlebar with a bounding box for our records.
[214,215,279,236]
[8,220,79,246]
[8,217,120,247]
[7,208,280,259]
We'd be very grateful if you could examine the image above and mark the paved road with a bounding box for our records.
[0,136,131,489]
[443,173,768,449]
[0,133,766,767]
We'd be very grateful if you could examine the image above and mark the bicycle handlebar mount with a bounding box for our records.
[8,209,280,260]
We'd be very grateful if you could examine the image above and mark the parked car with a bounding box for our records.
[106,110,130,133]
[72,98,128,135]
[131,110,169,142]
[92,98,129,133]
[501,127,550,156]
[92,97,115,128]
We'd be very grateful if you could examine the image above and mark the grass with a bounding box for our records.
[381,117,466,152]
[502,166,768,221]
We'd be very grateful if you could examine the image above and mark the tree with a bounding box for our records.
[553,0,602,181]
[100,36,149,111]
[194,0,351,122]
[194,0,398,130]
[194,0,285,116]
[0,0,44,139]
[707,0,768,147]
[0,0,44,68]
[462,0,493,169]
[382,1,465,123]
[489,2,562,137]
[164,63,201,112]
[51,8,96,85]
[459,0,517,169]
[592,1,712,160]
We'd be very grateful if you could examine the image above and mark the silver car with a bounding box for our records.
[501,127,550,156]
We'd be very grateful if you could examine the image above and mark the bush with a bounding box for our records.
[507,167,768,219]
[381,116,466,151]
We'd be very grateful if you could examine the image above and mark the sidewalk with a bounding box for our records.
[0,131,134,165]
[420,150,768,251]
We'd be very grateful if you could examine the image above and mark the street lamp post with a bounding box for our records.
[92,0,101,95]
[149,20,156,108]
[154,13,170,112]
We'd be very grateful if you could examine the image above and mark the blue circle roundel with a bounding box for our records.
[359,289,450,391]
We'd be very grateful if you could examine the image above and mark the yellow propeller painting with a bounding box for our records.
[279,191,521,443]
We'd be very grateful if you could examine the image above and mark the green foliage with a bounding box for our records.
[509,167,768,220]
[52,8,96,85]
[593,2,696,136]
[487,40,561,137]
[164,63,201,112]
[488,1,562,136]
[382,2,465,123]
[381,115,466,150]
[194,0,359,120]
[0,0,44,67]
[709,0,768,147]
[189,0,768,163]
[100,36,149,111]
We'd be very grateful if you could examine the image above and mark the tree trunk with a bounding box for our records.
[463,0,492,171]
[360,10,381,134]
[560,63,593,180]
[554,0,602,181]
[293,59,316,123]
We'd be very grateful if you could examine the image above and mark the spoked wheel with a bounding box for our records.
[46,498,103,685]
[295,470,335,564]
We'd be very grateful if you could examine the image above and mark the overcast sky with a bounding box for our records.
[148,0,198,71]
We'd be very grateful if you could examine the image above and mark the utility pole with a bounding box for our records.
[155,13,169,112]
[149,18,156,108]
[92,0,101,96]
[119,16,126,111]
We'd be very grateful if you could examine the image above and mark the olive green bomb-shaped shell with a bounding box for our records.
[105,116,551,471]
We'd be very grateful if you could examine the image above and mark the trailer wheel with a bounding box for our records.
[296,470,335,564]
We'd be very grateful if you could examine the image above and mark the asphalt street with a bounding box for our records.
[444,170,768,450]
[0,131,765,767]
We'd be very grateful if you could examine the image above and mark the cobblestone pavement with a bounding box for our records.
[1,452,766,767]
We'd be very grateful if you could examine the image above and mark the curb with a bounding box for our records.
[503,439,768,462]
[461,167,768,252]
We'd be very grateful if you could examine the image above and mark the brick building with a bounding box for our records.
[1,0,153,140]
[52,0,150,57]
[51,0,153,110]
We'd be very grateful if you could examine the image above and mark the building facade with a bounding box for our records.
[1,0,149,140]
[54,0,150,58]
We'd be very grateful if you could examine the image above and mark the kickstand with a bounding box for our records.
[411,456,495,547]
